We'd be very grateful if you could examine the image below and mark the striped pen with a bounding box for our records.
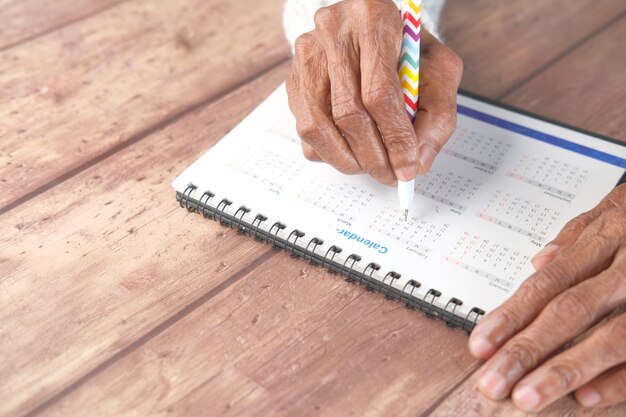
[397,0,421,221]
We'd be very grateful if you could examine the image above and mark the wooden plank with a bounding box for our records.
[34,253,478,417]
[426,15,626,417]
[0,1,123,51]
[4,2,623,417]
[0,64,289,417]
[503,15,626,142]
[426,373,626,417]
[0,0,290,211]
[440,0,626,99]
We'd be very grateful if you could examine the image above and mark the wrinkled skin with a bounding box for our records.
[287,0,626,411]
[286,0,463,184]
[470,184,626,411]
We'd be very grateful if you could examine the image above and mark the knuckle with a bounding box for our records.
[313,6,336,30]
[548,288,596,323]
[362,86,398,113]
[435,46,464,78]
[332,101,368,128]
[301,145,318,161]
[546,361,584,390]
[363,162,393,184]
[384,134,419,152]
[599,317,626,360]
[503,337,542,369]
[528,260,573,293]
[584,209,626,239]
[295,118,320,141]
[294,32,314,56]
[493,306,523,335]
[338,162,362,176]
[563,212,590,234]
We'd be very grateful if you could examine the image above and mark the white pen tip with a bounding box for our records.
[404,210,408,222]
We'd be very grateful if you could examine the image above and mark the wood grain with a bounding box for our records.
[0,0,123,50]
[426,12,626,417]
[2,0,625,416]
[0,0,290,211]
[426,373,626,417]
[440,0,626,99]
[0,64,288,417]
[36,252,478,417]
[503,14,626,142]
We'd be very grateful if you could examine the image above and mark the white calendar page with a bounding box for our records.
[173,85,626,316]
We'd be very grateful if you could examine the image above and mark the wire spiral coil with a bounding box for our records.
[177,184,485,333]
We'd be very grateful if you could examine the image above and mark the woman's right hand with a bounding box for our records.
[286,0,463,185]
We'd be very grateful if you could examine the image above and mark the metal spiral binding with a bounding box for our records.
[199,191,215,219]
[232,206,251,233]
[287,230,305,258]
[423,289,442,318]
[382,272,401,298]
[215,199,232,225]
[323,246,342,272]
[181,184,197,211]
[267,222,286,247]
[341,254,362,283]
[176,184,486,333]
[251,214,268,240]
[400,279,421,306]
[362,262,381,290]
[304,238,324,264]
[444,298,463,328]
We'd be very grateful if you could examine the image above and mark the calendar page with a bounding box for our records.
[173,85,626,316]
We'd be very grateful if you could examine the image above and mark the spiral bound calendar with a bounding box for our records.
[172,85,626,332]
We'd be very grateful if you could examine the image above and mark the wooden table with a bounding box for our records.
[1,1,625,416]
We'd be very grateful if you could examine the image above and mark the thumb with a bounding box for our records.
[412,35,463,173]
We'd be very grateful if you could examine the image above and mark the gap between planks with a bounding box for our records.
[8,3,625,416]
[496,8,626,100]
[22,251,279,417]
[0,56,290,217]
[0,0,128,52]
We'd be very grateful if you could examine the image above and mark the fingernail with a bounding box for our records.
[531,244,559,262]
[513,385,541,410]
[531,244,559,270]
[469,336,496,359]
[478,370,507,399]
[419,145,436,172]
[576,386,601,407]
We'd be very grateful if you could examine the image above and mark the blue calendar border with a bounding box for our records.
[456,104,626,170]
[457,89,626,176]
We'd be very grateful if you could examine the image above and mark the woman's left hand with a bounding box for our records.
[468,183,626,411]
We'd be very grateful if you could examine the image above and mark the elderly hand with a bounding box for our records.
[469,184,626,411]
[286,0,463,185]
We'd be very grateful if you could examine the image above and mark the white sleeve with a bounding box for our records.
[283,0,445,50]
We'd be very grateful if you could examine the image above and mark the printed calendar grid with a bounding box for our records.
[295,181,376,222]
[368,207,451,257]
[478,190,560,243]
[413,169,482,212]
[227,145,302,192]
[445,232,531,292]
[442,127,512,172]
[507,154,589,199]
